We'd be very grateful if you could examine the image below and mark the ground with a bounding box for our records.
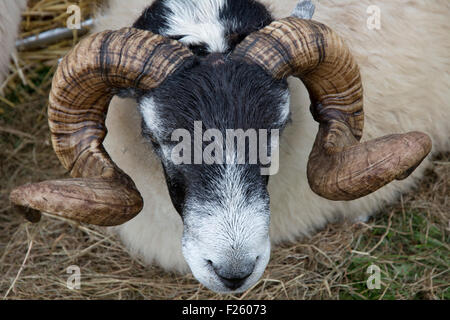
[0,0,448,300]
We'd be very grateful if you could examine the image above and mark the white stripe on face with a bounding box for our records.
[161,0,229,52]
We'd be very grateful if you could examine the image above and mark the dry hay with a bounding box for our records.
[0,0,449,300]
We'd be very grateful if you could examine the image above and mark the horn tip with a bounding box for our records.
[395,131,432,180]
[407,131,433,153]
[10,183,33,207]
[10,184,43,223]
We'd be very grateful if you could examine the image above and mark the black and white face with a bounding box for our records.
[138,57,290,292]
[133,0,291,293]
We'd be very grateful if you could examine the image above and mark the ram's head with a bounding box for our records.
[9,17,431,293]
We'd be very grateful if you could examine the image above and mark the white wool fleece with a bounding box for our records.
[0,0,27,85]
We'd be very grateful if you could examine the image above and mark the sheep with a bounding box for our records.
[10,0,449,293]
[0,0,27,86]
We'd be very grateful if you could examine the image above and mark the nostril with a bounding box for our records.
[216,273,251,290]
[209,260,255,290]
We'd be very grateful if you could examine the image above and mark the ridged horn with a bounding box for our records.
[10,28,193,226]
[232,17,432,200]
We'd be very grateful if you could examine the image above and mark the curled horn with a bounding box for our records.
[232,17,432,200]
[10,28,193,226]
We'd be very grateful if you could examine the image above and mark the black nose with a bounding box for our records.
[216,274,251,290]
[209,260,256,290]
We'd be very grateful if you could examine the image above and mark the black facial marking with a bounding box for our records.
[138,56,289,215]
[132,1,286,215]
[161,162,186,214]
[220,0,273,50]
[188,43,209,57]
[149,58,288,133]
[132,0,172,34]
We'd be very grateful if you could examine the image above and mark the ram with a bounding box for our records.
[10,0,449,294]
